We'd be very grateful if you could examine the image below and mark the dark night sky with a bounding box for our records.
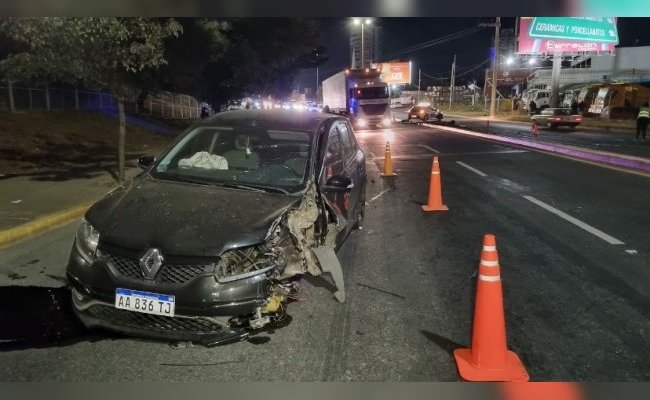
[295,17,650,93]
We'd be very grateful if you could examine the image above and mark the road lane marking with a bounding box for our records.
[456,161,488,177]
[369,189,390,203]
[418,144,440,153]
[522,195,625,245]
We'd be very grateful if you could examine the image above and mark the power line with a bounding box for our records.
[419,58,490,81]
[380,25,488,60]
[454,58,491,78]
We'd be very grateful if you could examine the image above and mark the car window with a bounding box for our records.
[323,123,345,179]
[337,122,355,162]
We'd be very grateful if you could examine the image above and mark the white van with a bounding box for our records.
[524,89,551,113]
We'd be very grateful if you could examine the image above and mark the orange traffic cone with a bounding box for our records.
[380,141,396,177]
[421,156,448,211]
[498,383,582,400]
[453,234,529,381]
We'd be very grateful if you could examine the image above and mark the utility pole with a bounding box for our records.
[449,54,456,109]
[418,69,421,102]
[480,17,500,118]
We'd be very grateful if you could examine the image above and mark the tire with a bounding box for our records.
[352,185,366,230]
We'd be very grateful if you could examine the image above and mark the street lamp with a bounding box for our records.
[352,18,372,69]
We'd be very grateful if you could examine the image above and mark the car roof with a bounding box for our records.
[199,109,339,133]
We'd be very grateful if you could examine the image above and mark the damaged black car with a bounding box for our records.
[66,109,367,346]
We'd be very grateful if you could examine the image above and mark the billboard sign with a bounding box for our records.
[517,17,619,54]
[528,17,619,43]
[373,62,412,85]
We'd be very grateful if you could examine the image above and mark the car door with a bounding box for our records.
[337,121,365,231]
[319,120,358,242]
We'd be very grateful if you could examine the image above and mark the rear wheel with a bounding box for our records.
[352,185,366,230]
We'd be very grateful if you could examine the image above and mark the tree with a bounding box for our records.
[205,18,323,104]
[0,17,182,183]
[132,18,230,98]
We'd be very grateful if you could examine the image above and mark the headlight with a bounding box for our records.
[215,244,278,283]
[383,117,392,125]
[75,218,100,264]
[357,118,367,127]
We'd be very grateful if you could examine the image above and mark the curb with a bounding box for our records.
[0,202,93,250]
[444,113,636,131]
[422,122,650,176]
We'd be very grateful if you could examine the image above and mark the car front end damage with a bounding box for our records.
[66,182,345,346]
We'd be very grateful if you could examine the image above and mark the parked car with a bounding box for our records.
[531,107,582,130]
[66,109,367,346]
[407,104,443,122]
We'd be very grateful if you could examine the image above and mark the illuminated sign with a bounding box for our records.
[373,62,412,85]
[529,17,619,43]
[517,17,618,54]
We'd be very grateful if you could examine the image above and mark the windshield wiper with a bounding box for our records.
[161,174,217,186]
[220,183,289,194]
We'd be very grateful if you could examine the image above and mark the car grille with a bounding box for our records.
[86,304,224,334]
[100,251,213,285]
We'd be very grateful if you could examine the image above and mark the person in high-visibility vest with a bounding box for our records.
[636,102,650,142]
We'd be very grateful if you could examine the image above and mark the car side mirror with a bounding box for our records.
[324,175,353,193]
[138,155,156,169]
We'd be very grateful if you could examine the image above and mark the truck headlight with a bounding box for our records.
[75,218,100,264]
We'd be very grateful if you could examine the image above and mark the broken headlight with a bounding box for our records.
[75,218,100,265]
[214,244,282,283]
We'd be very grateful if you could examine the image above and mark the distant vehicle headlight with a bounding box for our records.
[383,117,392,125]
[357,118,367,126]
[75,218,100,264]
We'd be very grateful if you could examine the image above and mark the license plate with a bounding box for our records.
[115,288,175,317]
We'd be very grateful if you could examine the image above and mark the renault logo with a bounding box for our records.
[139,248,164,280]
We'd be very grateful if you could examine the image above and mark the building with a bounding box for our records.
[522,46,650,118]
[526,46,650,88]
[350,23,382,69]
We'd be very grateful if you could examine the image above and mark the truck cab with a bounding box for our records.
[321,68,393,130]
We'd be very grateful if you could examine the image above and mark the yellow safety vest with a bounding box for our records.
[639,107,650,119]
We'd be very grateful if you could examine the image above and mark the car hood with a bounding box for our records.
[86,175,302,256]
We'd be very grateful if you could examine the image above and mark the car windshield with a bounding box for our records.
[554,109,572,115]
[151,124,313,194]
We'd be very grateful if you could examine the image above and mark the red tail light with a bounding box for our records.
[554,117,562,121]
[575,117,582,121]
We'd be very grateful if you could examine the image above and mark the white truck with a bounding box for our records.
[321,68,392,129]
[522,88,551,114]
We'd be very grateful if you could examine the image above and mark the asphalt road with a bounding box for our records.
[1,122,649,381]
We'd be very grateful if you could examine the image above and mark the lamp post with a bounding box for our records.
[353,18,372,69]
[491,17,501,118]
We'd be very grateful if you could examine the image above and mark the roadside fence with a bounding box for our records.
[0,83,203,119]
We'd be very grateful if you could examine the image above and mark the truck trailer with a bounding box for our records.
[321,68,392,129]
